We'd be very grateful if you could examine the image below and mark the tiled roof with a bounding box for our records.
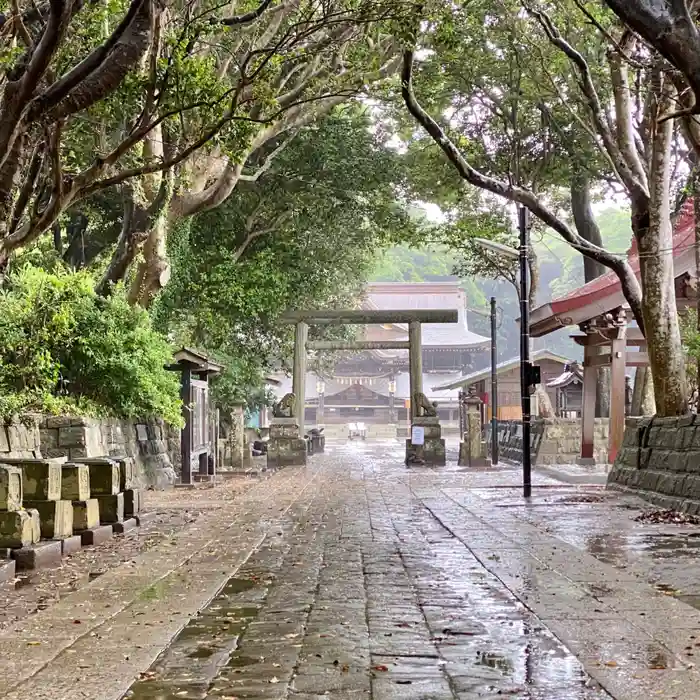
[363,282,489,349]
[530,200,696,335]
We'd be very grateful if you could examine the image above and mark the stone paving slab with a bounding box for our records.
[5,442,700,699]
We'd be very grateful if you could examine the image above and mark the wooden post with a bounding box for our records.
[293,322,308,433]
[210,408,219,476]
[580,344,596,461]
[181,367,192,484]
[608,336,626,463]
[408,321,423,419]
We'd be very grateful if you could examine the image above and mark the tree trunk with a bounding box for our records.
[128,215,171,307]
[95,195,148,296]
[631,366,656,416]
[571,171,610,417]
[635,73,687,416]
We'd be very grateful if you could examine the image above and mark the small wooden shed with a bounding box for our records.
[166,348,223,485]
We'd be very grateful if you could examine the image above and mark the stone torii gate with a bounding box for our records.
[266,308,458,467]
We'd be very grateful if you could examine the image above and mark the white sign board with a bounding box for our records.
[411,426,425,445]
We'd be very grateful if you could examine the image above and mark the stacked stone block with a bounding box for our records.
[0,464,40,548]
[267,420,307,468]
[61,463,99,531]
[0,417,41,460]
[608,415,700,513]
[38,416,177,489]
[6,459,73,540]
[73,457,141,524]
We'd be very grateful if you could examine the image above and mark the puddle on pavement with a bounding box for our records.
[676,594,700,610]
[412,510,613,698]
[122,575,264,700]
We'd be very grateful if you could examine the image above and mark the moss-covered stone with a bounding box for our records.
[76,457,134,491]
[72,499,100,531]
[86,462,119,496]
[25,500,73,539]
[97,493,124,524]
[0,509,40,548]
[0,465,23,511]
[2,460,63,500]
[61,464,90,501]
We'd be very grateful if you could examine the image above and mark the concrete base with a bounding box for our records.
[61,535,83,556]
[80,525,114,546]
[405,438,446,466]
[0,558,15,584]
[458,441,491,467]
[113,518,138,534]
[12,540,63,570]
[268,437,307,468]
[193,473,214,483]
[135,512,156,527]
[405,418,446,466]
[576,456,597,466]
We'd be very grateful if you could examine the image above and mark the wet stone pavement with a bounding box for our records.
[4,442,700,699]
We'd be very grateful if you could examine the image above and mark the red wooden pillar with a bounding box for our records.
[580,344,596,461]
[608,336,627,463]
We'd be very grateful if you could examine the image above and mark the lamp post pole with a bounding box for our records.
[490,296,499,465]
[519,206,532,498]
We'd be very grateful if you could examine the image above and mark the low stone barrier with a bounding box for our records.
[0,455,146,573]
[0,416,42,460]
[608,415,700,513]
[487,417,610,466]
[39,416,179,489]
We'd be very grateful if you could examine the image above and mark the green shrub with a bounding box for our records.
[0,266,182,425]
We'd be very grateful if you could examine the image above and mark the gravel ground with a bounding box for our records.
[0,475,257,630]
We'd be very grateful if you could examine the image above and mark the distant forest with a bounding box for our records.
[370,207,632,368]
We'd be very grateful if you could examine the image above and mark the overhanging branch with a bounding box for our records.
[401,47,645,332]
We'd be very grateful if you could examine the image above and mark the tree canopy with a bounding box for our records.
[152,107,417,411]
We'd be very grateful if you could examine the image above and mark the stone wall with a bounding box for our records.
[607,415,700,513]
[537,418,610,465]
[0,416,42,460]
[38,417,179,489]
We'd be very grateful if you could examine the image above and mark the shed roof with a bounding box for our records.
[431,349,573,392]
[529,200,696,337]
[546,363,583,388]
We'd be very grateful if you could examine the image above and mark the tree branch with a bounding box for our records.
[222,0,275,26]
[30,0,148,119]
[238,131,297,181]
[526,4,649,200]
[605,0,700,117]
[401,47,645,330]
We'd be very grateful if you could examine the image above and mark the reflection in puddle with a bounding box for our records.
[123,574,263,700]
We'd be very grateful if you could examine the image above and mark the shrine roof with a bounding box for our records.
[530,200,696,337]
[270,371,465,401]
[546,363,583,388]
[432,349,572,392]
[363,282,489,349]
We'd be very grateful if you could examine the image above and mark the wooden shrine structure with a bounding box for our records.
[529,199,697,463]
[166,348,223,485]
